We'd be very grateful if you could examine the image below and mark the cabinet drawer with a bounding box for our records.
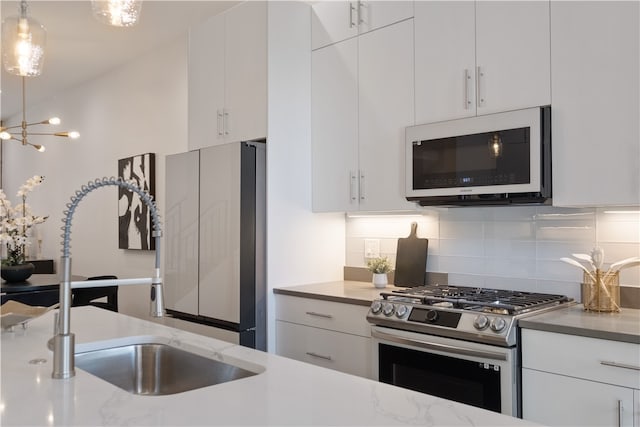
[276,321,372,379]
[522,329,640,389]
[275,295,371,337]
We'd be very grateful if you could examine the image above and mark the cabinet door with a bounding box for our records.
[311,38,359,212]
[523,368,635,427]
[475,1,550,115]
[311,1,358,50]
[358,19,416,211]
[550,1,640,207]
[224,1,267,143]
[198,144,241,322]
[188,14,224,150]
[165,151,200,314]
[358,1,413,35]
[414,1,475,124]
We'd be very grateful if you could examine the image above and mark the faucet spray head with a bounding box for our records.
[150,269,165,318]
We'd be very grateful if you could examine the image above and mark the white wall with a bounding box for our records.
[2,36,189,320]
[266,1,345,352]
[346,206,640,301]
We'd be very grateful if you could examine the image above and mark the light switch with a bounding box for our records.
[364,239,380,259]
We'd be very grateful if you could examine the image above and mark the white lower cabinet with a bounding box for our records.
[522,329,640,427]
[275,294,372,379]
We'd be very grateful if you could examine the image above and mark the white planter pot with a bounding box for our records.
[372,273,388,289]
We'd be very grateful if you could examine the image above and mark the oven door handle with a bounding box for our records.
[372,329,508,361]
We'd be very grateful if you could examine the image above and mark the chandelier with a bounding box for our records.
[0,77,80,152]
[91,0,143,27]
[1,0,46,77]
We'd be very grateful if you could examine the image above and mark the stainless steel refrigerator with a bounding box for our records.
[164,141,266,350]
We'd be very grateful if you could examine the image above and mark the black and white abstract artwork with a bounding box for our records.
[118,153,156,250]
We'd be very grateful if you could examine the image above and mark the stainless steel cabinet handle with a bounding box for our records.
[305,311,333,319]
[600,361,640,371]
[477,66,485,107]
[217,110,223,136]
[223,110,230,136]
[617,400,623,427]
[359,172,365,201]
[464,69,472,109]
[357,1,365,25]
[306,352,332,361]
[349,2,357,28]
[349,171,358,202]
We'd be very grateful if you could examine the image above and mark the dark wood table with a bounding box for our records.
[1,274,87,306]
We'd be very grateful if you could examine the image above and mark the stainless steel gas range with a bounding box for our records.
[366,284,573,418]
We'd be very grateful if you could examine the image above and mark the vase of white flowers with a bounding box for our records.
[1,176,48,282]
[367,256,393,289]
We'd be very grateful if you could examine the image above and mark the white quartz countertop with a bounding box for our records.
[1,307,538,426]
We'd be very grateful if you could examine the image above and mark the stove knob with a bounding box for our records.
[473,315,489,330]
[395,305,408,318]
[382,303,395,317]
[370,301,383,315]
[425,309,438,322]
[490,317,507,332]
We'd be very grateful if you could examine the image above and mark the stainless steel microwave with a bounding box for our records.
[405,106,551,206]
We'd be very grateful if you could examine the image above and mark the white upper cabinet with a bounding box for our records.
[311,38,359,212]
[475,1,550,115]
[550,1,640,207]
[415,1,550,124]
[358,20,415,211]
[414,1,476,123]
[312,19,415,212]
[188,1,267,150]
[311,1,413,50]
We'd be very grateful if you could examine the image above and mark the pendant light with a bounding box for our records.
[1,0,46,77]
[91,0,143,27]
[0,77,80,152]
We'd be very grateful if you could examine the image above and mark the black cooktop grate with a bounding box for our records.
[384,284,571,315]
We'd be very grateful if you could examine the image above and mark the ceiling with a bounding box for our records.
[0,0,239,120]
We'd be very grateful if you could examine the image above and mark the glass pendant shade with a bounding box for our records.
[91,0,143,27]
[1,1,46,77]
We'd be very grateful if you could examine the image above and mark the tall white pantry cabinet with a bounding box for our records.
[311,6,415,212]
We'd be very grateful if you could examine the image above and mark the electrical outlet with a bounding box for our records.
[364,239,380,259]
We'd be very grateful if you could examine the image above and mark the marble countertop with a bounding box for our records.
[519,305,640,344]
[273,280,397,306]
[0,307,538,426]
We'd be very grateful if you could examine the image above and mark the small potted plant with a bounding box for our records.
[367,256,392,289]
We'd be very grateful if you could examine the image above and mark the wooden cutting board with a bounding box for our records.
[394,222,428,287]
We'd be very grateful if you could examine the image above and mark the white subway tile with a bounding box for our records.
[440,221,484,239]
[439,256,486,275]
[440,238,484,257]
[485,239,536,258]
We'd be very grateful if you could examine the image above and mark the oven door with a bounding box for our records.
[371,325,519,417]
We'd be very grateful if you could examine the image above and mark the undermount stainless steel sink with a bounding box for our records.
[75,343,259,395]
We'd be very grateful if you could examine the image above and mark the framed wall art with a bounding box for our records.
[118,153,156,250]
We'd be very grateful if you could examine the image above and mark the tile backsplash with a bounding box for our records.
[346,207,640,302]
